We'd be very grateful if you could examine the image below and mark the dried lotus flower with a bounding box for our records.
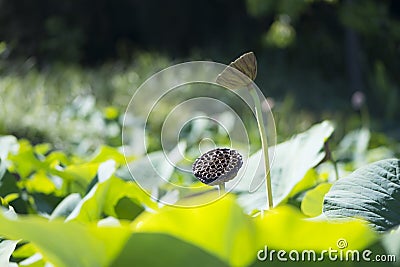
[216,52,257,90]
[192,148,243,193]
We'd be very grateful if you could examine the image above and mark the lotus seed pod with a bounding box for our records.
[192,148,243,186]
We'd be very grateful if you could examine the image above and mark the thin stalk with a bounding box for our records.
[331,158,339,181]
[324,142,339,181]
[248,84,273,209]
[218,183,226,195]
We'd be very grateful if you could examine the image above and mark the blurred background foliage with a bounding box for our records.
[0,0,399,150]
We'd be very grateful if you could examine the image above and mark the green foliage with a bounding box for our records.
[301,182,332,217]
[0,192,378,267]
[0,1,399,264]
[0,239,18,266]
[0,211,132,267]
[263,15,296,48]
[324,159,400,232]
[0,119,399,266]
[236,121,334,212]
[66,173,154,223]
[0,53,169,153]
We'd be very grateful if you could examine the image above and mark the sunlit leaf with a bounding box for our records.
[102,178,155,218]
[255,206,377,252]
[44,151,71,167]
[236,121,334,212]
[0,206,228,267]
[52,162,99,194]
[54,163,98,184]
[0,211,131,267]
[33,143,52,156]
[301,183,332,217]
[13,243,37,259]
[8,140,46,179]
[0,239,19,266]
[90,145,132,165]
[132,192,377,267]
[111,233,228,267]
[66,174,154,222]
[132,192,257,267]
[24,171,56,194]
[288,168,319,199]
[3,193,19,205]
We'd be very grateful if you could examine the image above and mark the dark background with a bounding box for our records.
[1,0,399,134]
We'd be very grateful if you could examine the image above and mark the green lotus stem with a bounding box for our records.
[324,142,339,181]
[218,183,226,195]
[333,161,339,181]
[248,84,273,209]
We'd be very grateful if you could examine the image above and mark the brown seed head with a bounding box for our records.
[192,148,243,186]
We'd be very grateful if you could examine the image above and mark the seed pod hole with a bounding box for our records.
[192,148,243,186]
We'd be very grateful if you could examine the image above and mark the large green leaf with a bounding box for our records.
[132,192,257,267]
[0,211,131,267]
[13,242,38,259]
[7,140,46,179]
[0,208,227,267]
[255,206,376,252]
[24,170,57,194]
[335,127,370,167]
[0,193,379,267]
[235,121,334,212]
[132,192,376,267]
[323,159,400,232]
[66,161,155,222]
[51,162,100,194]
[90,145,133,165]
[301,183,332,217]
[250,241,397,267]
[111,233,228,267]
[249,207,379,266]
[1,213,227,267]
[250,206,379,267]
[127,142,185,193]
[5,139,96,195]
